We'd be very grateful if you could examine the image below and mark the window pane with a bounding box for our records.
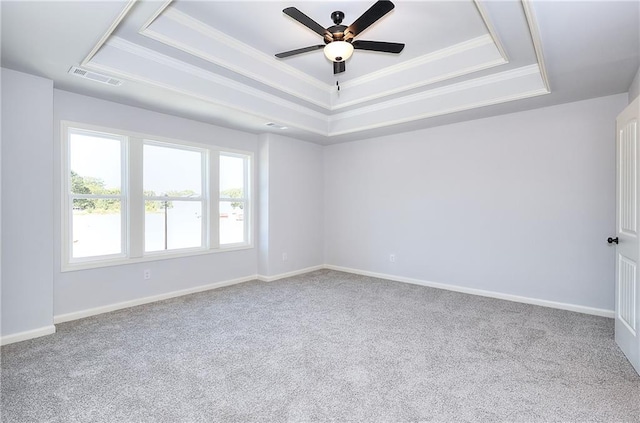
[144,144,202,197]
[72,199,122,258]
[70,131,121,194]
[220,201,245,245]
[145,201,202,252]
[220,155,244,198]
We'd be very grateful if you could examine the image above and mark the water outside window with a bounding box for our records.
[70,131,122,258]
[220,155,245,245]
[143,144,203,252]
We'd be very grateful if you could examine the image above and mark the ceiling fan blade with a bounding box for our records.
[283,7,333,41]
[352,40,404,53]
[345,0,395,40]
[275,45,325,58]
[333,61,346,74]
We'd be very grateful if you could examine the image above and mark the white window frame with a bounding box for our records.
[63,128,128,266]
[61,121,253,272]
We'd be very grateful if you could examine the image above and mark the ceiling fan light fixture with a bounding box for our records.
[324,41,354,62]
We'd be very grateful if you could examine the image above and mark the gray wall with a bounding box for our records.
[258,134,324,276]
[53,90,260,317]
[629,66,640,103]
[0,65,634,340]
[1,69,54,336]
[324,94,628,311]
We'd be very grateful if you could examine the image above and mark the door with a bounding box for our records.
[615,96,640,375]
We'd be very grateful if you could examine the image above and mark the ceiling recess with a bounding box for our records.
[68,66,123,86]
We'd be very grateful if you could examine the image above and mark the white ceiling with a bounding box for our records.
[1,0,638,145]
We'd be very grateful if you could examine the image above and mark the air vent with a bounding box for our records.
[68,66,122,86]
[265,122,288,130]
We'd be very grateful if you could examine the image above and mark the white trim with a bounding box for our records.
[473,0,509,62]
[257,265,325,282]
[104,37,327,122]
[139,0,172,32]
[60,121,255,272]
[333,64,542,120]
[340,35,498,90]
[140,8,329,110]
[324,265,614,318]
[86,45,328,137]
[142,7,510,112]
[81,0,137,66]
[53,275,256,324]
[1,325,56,346]
[328,88,549,137]
[521,0,551,92]
[333,58,506,111]
[157,7,328,92]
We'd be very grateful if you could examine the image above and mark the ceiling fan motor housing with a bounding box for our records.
[326,25,348,43]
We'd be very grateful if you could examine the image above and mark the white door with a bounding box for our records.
[615,96,640,375]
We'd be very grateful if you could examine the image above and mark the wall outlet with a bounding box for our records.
[389,254,396,263]
[144,269,151,280]
[282,253,288,261]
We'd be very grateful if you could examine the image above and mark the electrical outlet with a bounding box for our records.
[144,269,151,280]
[389,254,396,263]
[282,253,288,261]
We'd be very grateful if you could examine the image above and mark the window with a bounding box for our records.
[143,142,205,253]
[62,122,252,270]
[219,153,249,246]
[68,129,126,259]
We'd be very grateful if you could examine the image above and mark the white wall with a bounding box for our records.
[325,94,628,312]
[258,134,324,277]
[629,66,640,103]
[1,69,55,340]
[53,90,259,317]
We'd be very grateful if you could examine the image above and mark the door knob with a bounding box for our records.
[608,237,619,244]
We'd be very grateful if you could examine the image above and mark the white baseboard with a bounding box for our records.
[258,265,325,282]
[42,263,615,335]
[1,325,57,346]
[54,275,256,324]
[325,264,615,318]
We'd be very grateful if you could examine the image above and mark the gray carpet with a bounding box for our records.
[2,269,639,422]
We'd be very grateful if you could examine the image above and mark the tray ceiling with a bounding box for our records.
[2,1,638,144]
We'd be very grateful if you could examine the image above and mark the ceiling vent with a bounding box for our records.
[265,122,288,130]
[68,66,122,86]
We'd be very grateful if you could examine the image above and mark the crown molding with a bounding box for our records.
[332,58,507,111]
[328,64,549,135]
[89,39,328,136]
[141,7,331,109]
[328,88,549,137]
[165,7,328,91]
[334,64,543,120]
[473,0,509,62]
[106,37,326,122]
[89,36,548,139]
[139,0,171,31]
[77,0,551,139]
[521,0,551,92]
[332,36,507,110]
[140,5,511,112]
[80,0,137,66]
[340,35,497,90]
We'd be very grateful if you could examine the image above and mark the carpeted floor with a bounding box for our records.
[2,269,639,422]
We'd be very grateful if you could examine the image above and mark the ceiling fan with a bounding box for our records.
[275,0,405,75]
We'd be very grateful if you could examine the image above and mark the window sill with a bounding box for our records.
[61,244,254,273]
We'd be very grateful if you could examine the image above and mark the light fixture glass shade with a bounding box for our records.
[323,41,354,62]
